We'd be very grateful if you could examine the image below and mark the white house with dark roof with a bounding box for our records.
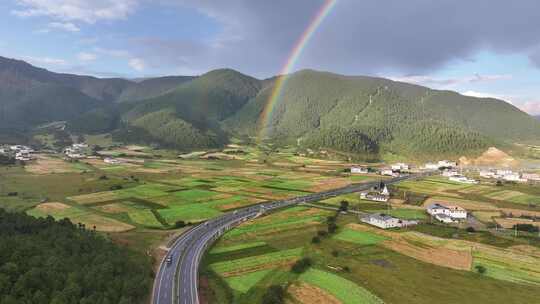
[361,213,418,229]
[427,203,467,222]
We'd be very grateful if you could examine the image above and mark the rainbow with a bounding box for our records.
[257,0,338,139]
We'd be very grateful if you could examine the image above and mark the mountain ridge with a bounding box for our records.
[1,56,539,158]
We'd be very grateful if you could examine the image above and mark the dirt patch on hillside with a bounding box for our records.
[347,223,472,271]
[459,147,519,167]
[288,283,341,304]
[383,237,472,270]
[35,202,71,212]
[26,155,78,174]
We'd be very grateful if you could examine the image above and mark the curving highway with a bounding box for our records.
[152,173,422,304]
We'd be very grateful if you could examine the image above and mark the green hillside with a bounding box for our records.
[225,70,539,158]
[116,76,196,103]
[0,83,104,130]
[117,69,261,149]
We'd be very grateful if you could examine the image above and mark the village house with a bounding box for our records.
[351,166,369,174]
[424,162,439,170]
[438,160,457,168]
[380,168,399,177]
[502,172,528,183]
[64,143,90,159]
[427,203,467,223]
[360,183,390,202]
[522,173,540,182]
[361,213,418,229]
[479,170,497,179]
[103,157,122,164]
[449,175,478,184]
[391,163,409,172]
[442,169,460,177]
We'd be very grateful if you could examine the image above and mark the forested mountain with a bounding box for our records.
[226,70,540,158]
[0,56,195,132]
[116,69,261,150]
[1,56,539,158]
[535,115,540,121]
[116,76,196,103]
[0,209,151,304]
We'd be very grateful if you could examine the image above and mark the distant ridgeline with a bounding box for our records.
[1,55,539,158]
[0,209,152,304]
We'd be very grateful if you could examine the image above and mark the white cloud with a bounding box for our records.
[77,52,97,62]
[129,58,145,71]
[48,22,80,32]
[12,0,138,24]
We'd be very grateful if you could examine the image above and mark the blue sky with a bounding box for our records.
[1,0,539,114]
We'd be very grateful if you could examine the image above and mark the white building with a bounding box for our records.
[502,173,528,183]
[442,170,460,177]
[361,213,418,229]
[449,175,478,184]
[351,166,369,174]
[424,162,439,170]
[427,203,467,221]
[522,173,540,181]
[360,192,389,202]
[479,170,497,179]
[391,163,410,171]
[381,168,395,176]
[438,160,457,168]
[434,213,456,223]
[496,169,513,176]
[15,152,33,161]
[104,157,122,164]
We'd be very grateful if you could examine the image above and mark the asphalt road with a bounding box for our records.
[152,173,420,304]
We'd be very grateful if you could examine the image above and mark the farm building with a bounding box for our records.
[449,175,478,184]
[361,213,418,229]
[427,203,467,221]
[351,166,369,174]
[442,170,459,177]
[434,213,456,223]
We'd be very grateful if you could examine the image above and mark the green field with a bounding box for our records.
[172,189,220,202]
[473,251,540,286]
[299,269,384,304]
[210,248,303,275]
[157,204,222,223]
[223,216,324,239]
[210,241,267,254]
[333,228,389,245]
[223,269,273,294]
[128,210,164,228]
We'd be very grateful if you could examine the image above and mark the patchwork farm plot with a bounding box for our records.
[12,146,372,233]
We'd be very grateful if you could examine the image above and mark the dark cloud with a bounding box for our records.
[135,0,540,77]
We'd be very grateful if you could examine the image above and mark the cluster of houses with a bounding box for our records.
[360,201,469,229]
[0,145,35,161]
[479,169,540,183]
[64,143,90,159]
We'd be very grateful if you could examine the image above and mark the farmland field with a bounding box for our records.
[209,248,303,276]
[27,202,134,232]
[299,269,384,304]
[333,228,389,245]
